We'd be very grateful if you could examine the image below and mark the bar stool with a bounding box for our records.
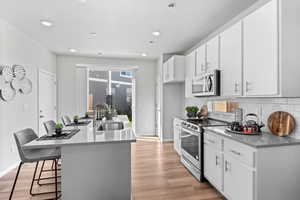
[9,128,61,200]
[40,120,62,182]
[44,120,56,134]
[61,115,72,126]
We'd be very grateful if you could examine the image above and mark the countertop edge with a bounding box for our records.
[22,139,137,150]
[205,127,300,149]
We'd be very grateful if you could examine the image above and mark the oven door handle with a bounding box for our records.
[181,128,199,136]
[181,134,194,139]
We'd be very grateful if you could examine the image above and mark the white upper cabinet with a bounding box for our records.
[163,55,185,83]
[195,45,206,76]
[243,0,278,96]
[206,36,220,71]
[220,22,243,96]
[185,51,196,98]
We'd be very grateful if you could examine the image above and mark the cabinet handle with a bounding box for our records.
[207,139,215,144]
[230,149,242,156]
[215,155,219,166]
[225,160,230,172]
[246,81,251,92]
[234,82,239,92]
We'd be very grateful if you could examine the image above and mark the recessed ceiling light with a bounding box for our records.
[40,20,53,27]
[152,31,160,36]
[69,48,78,53]
[78,0,87,3]
[90,32,97,36]
[141,53,147,57]
[168,2,176,8]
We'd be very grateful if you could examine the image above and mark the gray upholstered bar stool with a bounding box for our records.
[9,128,61,200]
[44,120,56,134]
[61,115,72,126]
[42,120,62,179]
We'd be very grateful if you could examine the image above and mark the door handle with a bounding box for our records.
[40,115,45,118]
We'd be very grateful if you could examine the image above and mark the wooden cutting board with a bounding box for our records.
[267,111,295,136]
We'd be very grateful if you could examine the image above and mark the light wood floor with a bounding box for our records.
[0,137,223,200]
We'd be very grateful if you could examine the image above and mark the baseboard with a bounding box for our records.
[0,162,19,178]
[135,132,156,136]
[162,138,174,143]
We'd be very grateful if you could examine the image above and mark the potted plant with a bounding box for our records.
[185,106,199,118]
[55,123,63,136]
[73,115,79,124]
[105,105,118,120]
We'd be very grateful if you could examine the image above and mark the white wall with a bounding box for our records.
[0,18,56,175]
[56,55,156,136]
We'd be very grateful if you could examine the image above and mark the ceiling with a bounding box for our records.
[0,0,257,59]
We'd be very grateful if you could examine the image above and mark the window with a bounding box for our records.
[120,71,133,78]
[89,70,133,122]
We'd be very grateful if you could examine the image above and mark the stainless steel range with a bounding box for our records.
[180,118,228,182]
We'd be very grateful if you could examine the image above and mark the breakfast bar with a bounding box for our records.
[23,122,136,200]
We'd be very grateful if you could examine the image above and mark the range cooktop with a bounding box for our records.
[185,118,229,127]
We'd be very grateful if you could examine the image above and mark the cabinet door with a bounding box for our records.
[173,127,181,154]
[223,154,254,200]
[168,57,175,82]
[185,52,196,98]
[204,144,222,191]
[243,0,278,96]
[220,22,242,96]
[196,45,206,76]
[163,61,169,83]
[206,36,220,71]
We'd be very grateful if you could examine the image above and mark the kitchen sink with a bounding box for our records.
[97,121,124,131]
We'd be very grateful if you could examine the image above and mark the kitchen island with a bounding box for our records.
[24,122,136,200]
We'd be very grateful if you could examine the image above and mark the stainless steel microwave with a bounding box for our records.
[192,70,220,97]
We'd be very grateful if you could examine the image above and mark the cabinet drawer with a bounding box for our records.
[204,131,222,150]
[224,138,256,167]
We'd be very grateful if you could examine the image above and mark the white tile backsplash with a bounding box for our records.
[185,97,300,139]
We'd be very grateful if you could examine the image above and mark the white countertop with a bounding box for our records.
[23,123,136,150]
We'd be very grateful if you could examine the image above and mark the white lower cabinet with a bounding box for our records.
[223,154,255,200]
[204,144,222,191]
[173,118,182,155]
[204,130,255,200]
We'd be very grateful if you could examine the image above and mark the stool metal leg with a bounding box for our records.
[37,160,61,186]
[30,161,39,195]
[30,161,61,197]
[38,160,46,185]
[54,159,58,199]
[9,162,23,200]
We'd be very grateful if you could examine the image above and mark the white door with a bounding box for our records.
[243,0,278,96]
[204,144,222,191]
[206,36,220,71]
[220,22,243,96]
[223,154,254,200]
[196,45,206,76]
[38,70,57,136]
[185,51,196,98]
